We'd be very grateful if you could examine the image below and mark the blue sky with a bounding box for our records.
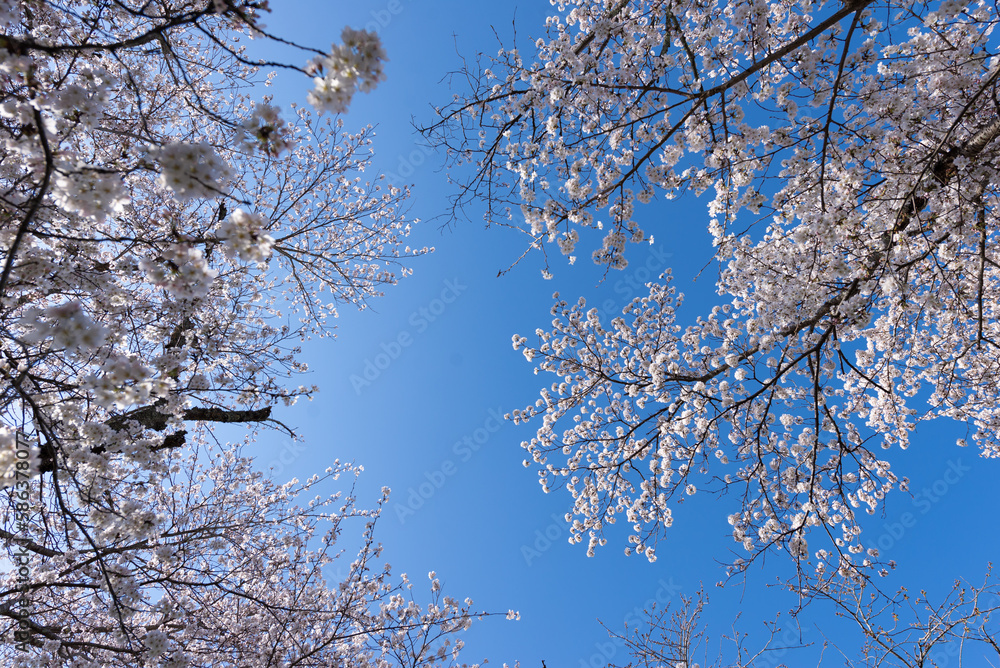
[251,2,1000,666]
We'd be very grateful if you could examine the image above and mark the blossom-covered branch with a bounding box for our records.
[0,1,485,664]
[429,0,1000,583]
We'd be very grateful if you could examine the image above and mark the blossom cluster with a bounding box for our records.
[238,101,293,156]
[308,27,386,114]
[19,301,108,354]
[0,2,462,664]
[152,142,232,201]
[440,0,1000,582]
[0,0,18,27]
[51,168,129,221]
[82,353,164,410]
[218,208,275,262]
[143,630,171,658]
[140,244,219,299]
[38,75,110,130]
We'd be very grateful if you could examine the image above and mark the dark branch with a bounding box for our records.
[37,405,272,473]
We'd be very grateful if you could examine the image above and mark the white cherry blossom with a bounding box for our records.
[429,0,1000,584]
[0,1,481,664]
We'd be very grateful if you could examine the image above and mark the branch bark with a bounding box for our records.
[37,405,272,473]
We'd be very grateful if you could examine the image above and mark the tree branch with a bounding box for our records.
[37,405,272,473]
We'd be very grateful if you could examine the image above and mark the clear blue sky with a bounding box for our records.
[252,2,1000,666]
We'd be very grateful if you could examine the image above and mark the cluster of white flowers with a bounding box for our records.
[162,653,188,668]
[0,3,483,665]
[83,354,158,410]
[140,244,219,299]
[153,544,175,563]
[0,0,19,27]
[40,80,109,129]
[187,373,210,390]
[19,301,107,353]
[143,630,170,657]
[307,27,386,114]
[51,168,129,221]
[0,97,32,127]
[557,229,579,255]
[152,142,231,201]
[218,208,275,262]
[238,102,293,156]
[437,0,1000,583]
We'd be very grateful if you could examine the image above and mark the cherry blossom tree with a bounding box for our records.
[2,452,488,667]
[426,0,1000,585]
[604,573,1000,667]
[0,1,494,664]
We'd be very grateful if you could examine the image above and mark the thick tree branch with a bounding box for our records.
[37,405,272,473]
